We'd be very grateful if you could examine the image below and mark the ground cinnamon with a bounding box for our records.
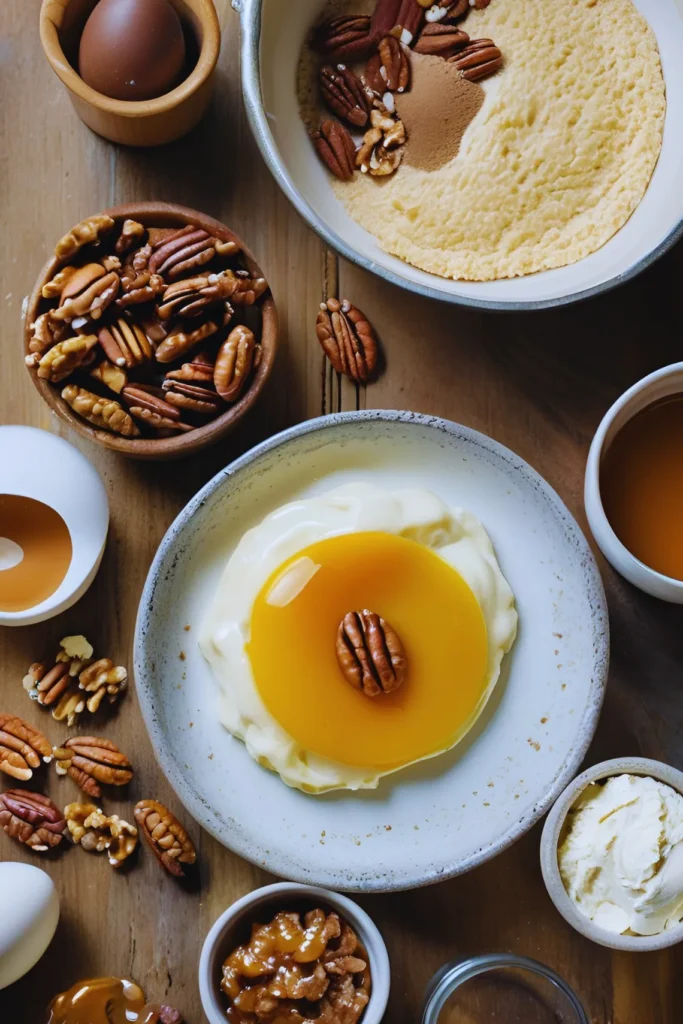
[396,52,485,171]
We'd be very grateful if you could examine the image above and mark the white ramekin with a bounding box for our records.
[584,362,683,603]
[198,882,390,1023]
[0,426,109,626]
[540,757,683,952]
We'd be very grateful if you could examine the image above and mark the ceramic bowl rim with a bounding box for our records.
[235,0,683,313]
[198,881,390,1024]
[134,409,609,891]
[540,756,683,951]
[584,362,683,599]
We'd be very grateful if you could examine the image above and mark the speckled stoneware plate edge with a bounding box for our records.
[134,410,609,891]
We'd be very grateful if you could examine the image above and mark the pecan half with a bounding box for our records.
[101,319,154,368]
[320,65,371,129]
[356,107,406,177]
[154,316,224,363]
[115,219,147,254]
[316,299,379,384]
[41,266,79,301]
[366,36,410,95]
[50,264,120,323]
[0,789,66,851]
[78,659,128,713]
[156,270,262,319]
[162,380,223,415]
[62,385,140,437]
[134,799,197,878]
[448,38,503,80]
[117,269,165,309]
[122,385,181,421]
[65,803,138,868]
[37,334,99,383]
[54,214,114,261]
[414,22,469,56]
[164,351,215,384]
[0,714,52,781]
[26,313,68,359]
[146,225,238,280]
[371,0,402,39]
[312,15,374,61]
[391,0,425,45]
[90,358,128,394]
[311,120,356,182]
[336,610,407,697]
[213,325,258,402]
[54,737,133,799]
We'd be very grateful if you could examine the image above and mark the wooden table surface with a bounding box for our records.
[2,2,683,1021]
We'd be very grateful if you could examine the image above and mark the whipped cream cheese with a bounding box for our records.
[559,774,683,936]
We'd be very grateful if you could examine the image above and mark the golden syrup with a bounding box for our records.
[600,396,683,581]
[0,495,72,612]
[248,531,488,769]
[45,977,171,1024]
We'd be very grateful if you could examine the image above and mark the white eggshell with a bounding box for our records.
[0,862,59,989]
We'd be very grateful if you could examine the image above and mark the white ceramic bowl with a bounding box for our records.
[585,362,683,603]
[0,426,109,626]
[198,882,390,1024]
[135,411,608,891]
[236,0,683,310]
[540,757,683,952]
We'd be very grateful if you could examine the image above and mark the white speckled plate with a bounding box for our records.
[134,412,608,892]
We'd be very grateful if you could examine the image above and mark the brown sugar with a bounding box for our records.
[396,53,485,172]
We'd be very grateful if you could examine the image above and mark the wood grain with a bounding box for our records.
[2,2,683,1021]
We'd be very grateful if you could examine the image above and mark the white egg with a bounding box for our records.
[0,862,59,989]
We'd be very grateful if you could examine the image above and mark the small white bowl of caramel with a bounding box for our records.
[0,426,109,625]
[198,882,390,1024]
[585,362,683,603]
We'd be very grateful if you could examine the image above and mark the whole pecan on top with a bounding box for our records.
[448,38,503,81]
[316,298,379,384]
[0,789,66,851]
[213,324,259,403]
[356,106,406,177]
[312,14,374,61]
[134,799,197,878]
[320,65,372,129]
[0,714,53,781]
[414,22,469,56]
[311,120,357,182]
[53,736,133,799]
[336,610,407,697]
[365,35,410,95]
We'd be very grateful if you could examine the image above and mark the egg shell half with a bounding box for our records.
[0,862,60,989]
[78,0,186,102]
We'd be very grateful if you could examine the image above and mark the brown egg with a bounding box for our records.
[79,0,186,102]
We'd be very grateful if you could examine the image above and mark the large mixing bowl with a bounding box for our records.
[235,0,683,311]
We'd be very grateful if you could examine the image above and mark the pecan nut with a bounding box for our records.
[371,0,402,39]
[356,107,406,177]
[26,313,68,360]
[312,15,374,61]
[336,610,407,696]
[414,22,469,56]
[54,737,133,799]
[312,120,357,182]
[134,799,197,877]
[62,385,140,437]
[50,264,120,323]
[122,385,181,422]
[54,214,115,261]
[366,36,410,95]
[448,38,503,80]
[164,351,215,384]
[213,325,258,402]
[65,803,138,868]
[154,316,225,363]
[156,270,261,319]
[0,714,53,781]
[391,0,425,45]
[0,789,66,851]
[37,334,99,383]
[320,65,371,128]
[78,659,128,714]
[316,299,379,383]
[117,269,165,308]
[90,358,128,394]
[115,219,147,254]
[147,225,239,280]
[162,380,224,416]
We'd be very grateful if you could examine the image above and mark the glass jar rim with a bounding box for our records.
[421,953,589,1024]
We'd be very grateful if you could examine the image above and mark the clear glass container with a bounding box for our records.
[421,954,589,1024]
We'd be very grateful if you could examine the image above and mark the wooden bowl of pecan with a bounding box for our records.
[24,203,278,460]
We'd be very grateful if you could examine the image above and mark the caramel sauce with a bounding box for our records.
[0,494,72,612]
[45,978,169,1024]
[600,396,683,581]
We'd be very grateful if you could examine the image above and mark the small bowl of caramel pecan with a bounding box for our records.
[198,882,390,1024]
[24,203,278,460]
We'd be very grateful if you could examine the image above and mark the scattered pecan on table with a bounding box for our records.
[22,635,127,727]
[0,713,53,781]
[0,789,66,851]
[316,298,380,384]
[134,799,197,878]
[65,802,138,869]
[26,215,269,439]
[53,736,133,799]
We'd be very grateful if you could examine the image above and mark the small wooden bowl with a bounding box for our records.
[39,0,220,146]
[24,202,279,461]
